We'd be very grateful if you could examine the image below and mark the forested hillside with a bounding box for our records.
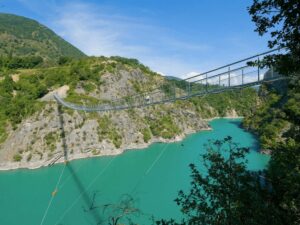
[0,13,85,62]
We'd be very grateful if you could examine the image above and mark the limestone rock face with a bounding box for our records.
[40,85,70,101]
[225,109,238,118]
[0,67,241,170]
[0,101,210,170]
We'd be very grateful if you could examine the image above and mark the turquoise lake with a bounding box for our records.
[0,119,270,225]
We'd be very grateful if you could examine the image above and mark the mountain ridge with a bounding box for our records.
[0,13,86,61]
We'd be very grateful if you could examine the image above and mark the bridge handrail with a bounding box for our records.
[184,48,282,81]
[54,49,285,112]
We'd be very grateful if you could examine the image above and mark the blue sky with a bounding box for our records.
[0,0,270,77]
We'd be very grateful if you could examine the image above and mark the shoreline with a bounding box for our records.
[0,117,241,172]
[204,116,244,122]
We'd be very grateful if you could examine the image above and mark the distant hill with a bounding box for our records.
[165,75,182,81]
[0,13,86,61]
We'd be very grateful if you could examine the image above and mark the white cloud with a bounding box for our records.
[53,3,151,57]
[180,71,202,81]
[48,2,212,77]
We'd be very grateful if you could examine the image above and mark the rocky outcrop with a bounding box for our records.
[0,66,248,170]
[0,100,211,170]
[40,85,69,101]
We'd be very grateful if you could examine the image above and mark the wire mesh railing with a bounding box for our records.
[54,49,284,112]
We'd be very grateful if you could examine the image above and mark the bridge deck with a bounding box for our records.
[54,49,284,112]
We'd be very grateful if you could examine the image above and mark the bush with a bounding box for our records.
[97,116,122,148]
[13,153,22,162]
[147,114,180,139]
[142,128,151,143]
[0,56,43,69]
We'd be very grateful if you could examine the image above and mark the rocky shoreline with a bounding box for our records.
[0,126,212,171]
[0,116,245,171]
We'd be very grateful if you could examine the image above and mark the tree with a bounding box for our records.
[102,195,141,225]
[58,56,73,65]
[157,137,279,225]
[82,193,145,225]
[248,0,300,76]
[267,141,300,225]
[248,1,300,224]
[2,75,14,94]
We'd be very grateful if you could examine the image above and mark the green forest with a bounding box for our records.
[0,13,85,61]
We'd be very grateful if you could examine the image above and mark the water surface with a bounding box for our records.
[0,119,269,225]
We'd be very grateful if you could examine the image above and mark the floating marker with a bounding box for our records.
[52,189,58,196]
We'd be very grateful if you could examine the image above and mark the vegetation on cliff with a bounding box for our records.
[0,13,85,62]
[0,52,259,145]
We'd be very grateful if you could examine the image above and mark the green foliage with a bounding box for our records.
[244,80,300,224]
[248,0,300,76]
[58,56,73,65]
[131,80,142,93]
[0,117,8,144]
[92,149,100,155]
[189,88,258,118]
[0,74,45,128]
[0,13,85,61]
[82,82,97,93]
[248,3,300,223]
[0,56,43,69]
[141,128,151,143]
[243,83,291,149]
[69,60,102,84]
[97,115,122,148]
[147,114,180,139]
[13,153,22,162]
[157,137,279,225]
[1,75,14,94]
[161,82,175,98]
[267,141,300,225]
[65,90,100,105]
[45,132,58,152]
[110,56,156,75]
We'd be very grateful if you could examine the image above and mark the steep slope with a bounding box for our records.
[0,13,85,60]
[243,78,299,151]
[0,56,259,170]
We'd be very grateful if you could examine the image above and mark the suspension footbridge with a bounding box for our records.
[54,49,284,112]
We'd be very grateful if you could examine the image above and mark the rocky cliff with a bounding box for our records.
[0,57,258,170]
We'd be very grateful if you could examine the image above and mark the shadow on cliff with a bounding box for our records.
[57,104,68,161]
[57,104,104,224]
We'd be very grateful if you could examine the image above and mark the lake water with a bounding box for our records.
[0,119,270,225]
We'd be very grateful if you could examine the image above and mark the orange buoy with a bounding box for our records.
[51,189,58,196]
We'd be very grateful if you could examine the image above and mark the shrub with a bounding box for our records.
[13,153,22,162]
[142,128,151,143]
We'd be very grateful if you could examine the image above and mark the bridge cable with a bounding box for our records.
[53,156,116,225]
[39,163,67,225]
[130,141,172,196]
